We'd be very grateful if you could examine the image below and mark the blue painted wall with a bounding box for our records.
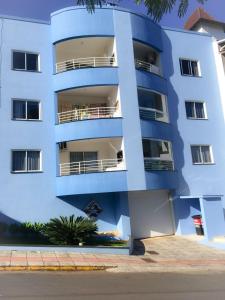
[0,6,224,241]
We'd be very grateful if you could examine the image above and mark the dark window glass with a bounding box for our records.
[13,52,25,70]
[191,61,199,76]
[180,59,190,75]
[27,151,40,171]
[142,140,151,157]
[27,53,38,71]
[13,100,26,119]
[185,102,195,118]
[12,151,26,171]
[191,146,201,163]
[27,102,39,119]
[195,103,205,119]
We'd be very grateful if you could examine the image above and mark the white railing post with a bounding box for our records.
[100,160,104,172]
[93,57,96,67]
[97,107,100,119]
[78,162,81,174]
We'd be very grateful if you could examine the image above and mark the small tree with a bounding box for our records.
[44,215,98,245]
[75,0,207,21]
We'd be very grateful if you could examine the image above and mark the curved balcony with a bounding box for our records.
[51,7,114,44]
[56,56,116,74]
[58,106,117,124]
[56,170,127,196]
[53,67,118,92]
[60,158,125,176]
[135,59,160,76]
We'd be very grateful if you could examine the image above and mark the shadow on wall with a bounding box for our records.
[60,192,129,235]
[161,30,191,233]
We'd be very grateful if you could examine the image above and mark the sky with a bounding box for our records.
[0,0,224,28]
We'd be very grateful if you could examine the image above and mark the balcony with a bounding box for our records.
[138,88,168,123]
[56,56,116,74]
[57,86,121,124]
[143,139,174,172]
[60,158,124,176]
[58,106,116,124]
[133,41,161,76]
[58,138,125,177]
[144,159,174,171]
[55,37,117,74]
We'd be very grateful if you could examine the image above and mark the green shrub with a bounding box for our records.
[44,215,98,245]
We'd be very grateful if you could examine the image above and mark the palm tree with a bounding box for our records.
[76,0,207,22]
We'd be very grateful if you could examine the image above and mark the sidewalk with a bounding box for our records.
[1,236,225,272]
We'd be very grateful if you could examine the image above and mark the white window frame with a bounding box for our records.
[185,101,207,120]
[190,145,214,165]
[179,58,201,77]
[11,150,42,173]
[12,99,41,121]
[12,50,40,72]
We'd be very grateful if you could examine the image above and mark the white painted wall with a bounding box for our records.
[195,22,225,41]
[129,190,174,239]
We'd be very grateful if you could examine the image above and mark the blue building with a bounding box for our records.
[0,4,225,242]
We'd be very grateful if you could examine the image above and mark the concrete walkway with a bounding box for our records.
[1,236,225,272]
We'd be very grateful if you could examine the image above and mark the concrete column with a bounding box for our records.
[113,10,146,191]
[116,192,131,240]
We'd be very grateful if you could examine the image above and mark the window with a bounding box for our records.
[142,139,172,160]
[191,145,213,164]
[180,59,200,76]
[12,150,41,173]
[12,100,40,120]
[12,51,39,71]
[185,101,206,119]
[138,89,168,123]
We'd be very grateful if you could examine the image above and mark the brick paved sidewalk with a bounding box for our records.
[0,236,225,272]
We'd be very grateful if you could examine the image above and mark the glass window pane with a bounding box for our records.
[26,53,38,71]
[180,60,190,75]
[27,102,39,119]
[142,140,151,157]
[195,103,205,119]
[191,146,202,163]
[185,102,195,118]
[27,151,40,171]
[13,100,26,119]
[12,151,26,171]
[149,140,160,158]
[201,146,211,163]
[191,61,199,76]
[13,52,25,70]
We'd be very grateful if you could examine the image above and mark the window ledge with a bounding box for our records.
[192,163,215,165]
[12,118,42,122]
[11,171,43,174]
[12,69,42,73]
[187,118,208,120]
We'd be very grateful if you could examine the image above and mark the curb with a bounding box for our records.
[0,265,117,272]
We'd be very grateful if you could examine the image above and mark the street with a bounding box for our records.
[0,271,225,299]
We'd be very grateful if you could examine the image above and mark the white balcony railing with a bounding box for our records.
[144,158,174,171]
[56,56,116,73]
[60,158,124,176]
[135,59,160,76]
[139,107,167,122]
[58,106,117,124]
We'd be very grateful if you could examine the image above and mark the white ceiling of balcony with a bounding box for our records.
[56,37,114,62]
[59,86,117,97]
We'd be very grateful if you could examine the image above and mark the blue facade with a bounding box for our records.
[0,5,225,242]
